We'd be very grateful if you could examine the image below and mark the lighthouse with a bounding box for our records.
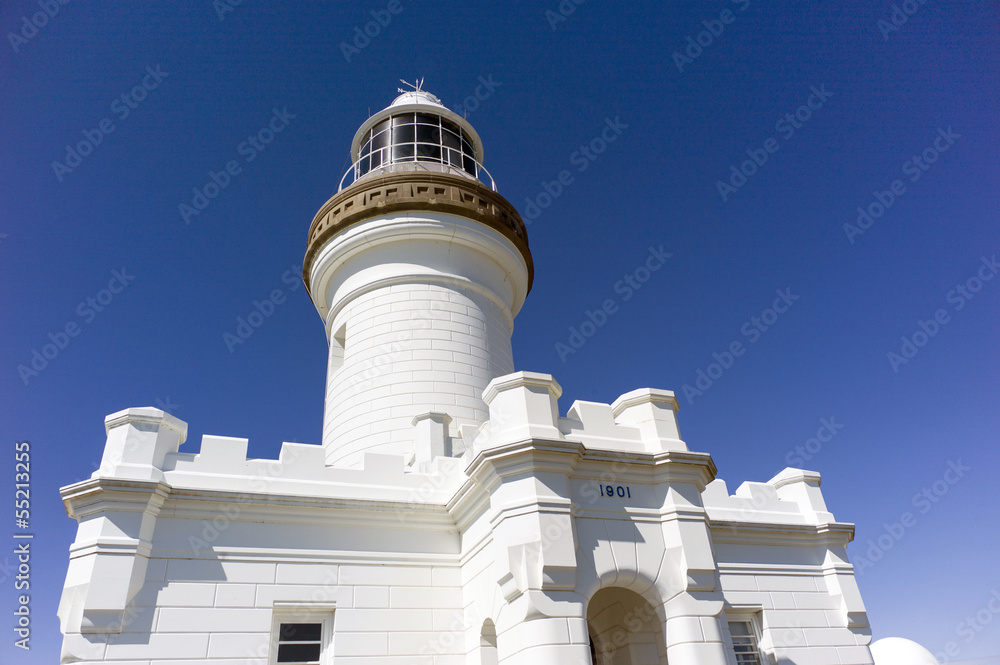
[303,85,532,468]
[58,86,878,665]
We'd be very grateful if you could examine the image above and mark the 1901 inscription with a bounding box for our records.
[599,484,631,498]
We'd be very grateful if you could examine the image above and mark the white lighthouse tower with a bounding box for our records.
[58,86,882,665]
[304,85,532,468]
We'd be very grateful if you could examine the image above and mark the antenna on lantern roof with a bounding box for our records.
[397,77,425,94]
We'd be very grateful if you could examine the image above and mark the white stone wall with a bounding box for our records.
[306,212,530,468]
[63,556,470,663]
[323,282,513,468]
[59,377,875,665]
[705,474,873,665]
[714,565,874,665]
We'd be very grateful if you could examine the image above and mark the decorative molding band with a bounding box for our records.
[709,519,856,545]
[305,171,532,295]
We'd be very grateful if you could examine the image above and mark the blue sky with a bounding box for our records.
[1,0,998,662]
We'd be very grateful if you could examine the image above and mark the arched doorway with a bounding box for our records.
[587,587,667,665]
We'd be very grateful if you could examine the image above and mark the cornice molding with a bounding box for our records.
[304,171,532,296]
[708,518,855,546]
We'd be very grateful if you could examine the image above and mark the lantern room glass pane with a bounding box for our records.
[442,129,461,150]
[392,144,415,160]
[393,125,415,143]
[371,130,389,151]
[391,114,412,126]
[416,143,441,160]
[416,124,440,143]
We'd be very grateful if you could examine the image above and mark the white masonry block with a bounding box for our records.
[481,371,563,445]
[611,388,688,452]
[770,468,835,523]
[96,407,187,481]
[412,411,453,466]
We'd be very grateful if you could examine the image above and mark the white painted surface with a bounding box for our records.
[308,213,528,468]
[58,377,885,664]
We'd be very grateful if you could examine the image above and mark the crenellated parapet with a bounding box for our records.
[465,371,691,457]
[703,469,840,528]
[80,406,469,502]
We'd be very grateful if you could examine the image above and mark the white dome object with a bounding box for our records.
[389,89,443,107]
[871,637,940,665]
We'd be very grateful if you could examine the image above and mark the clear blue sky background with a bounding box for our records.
[1,1,998,662]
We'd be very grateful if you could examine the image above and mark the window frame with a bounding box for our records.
[357,112,478,178]
[726,613,766,665]
[268,602,336,665]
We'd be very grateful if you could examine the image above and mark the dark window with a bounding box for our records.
[416,124,440,144]
[416,143,441,160]
[276,623,322,664]
[415,113,438,125]
[393,124,415,143]
[371,129,389,152]
[442,128,461,150]
[392,144,415,160]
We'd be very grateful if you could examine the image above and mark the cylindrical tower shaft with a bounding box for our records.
[305,90,531,468]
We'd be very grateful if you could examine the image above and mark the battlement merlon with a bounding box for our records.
[94,407,187,482]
